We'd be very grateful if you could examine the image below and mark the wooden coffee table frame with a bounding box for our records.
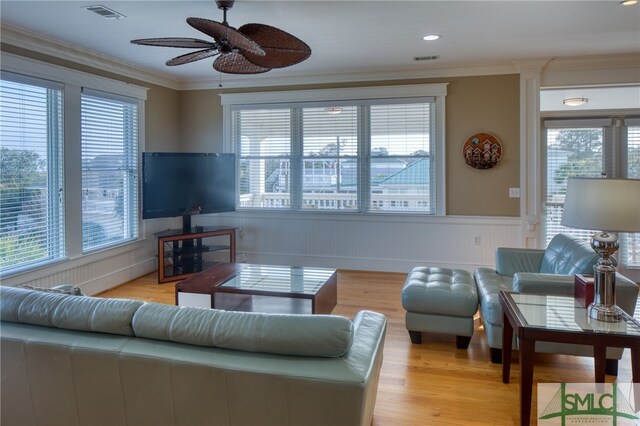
[175,263,338,315]
[499,291,640,426]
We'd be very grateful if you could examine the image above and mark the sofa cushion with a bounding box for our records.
[132,302,354,358]
[540,234,598,275]
[0,286,143,336]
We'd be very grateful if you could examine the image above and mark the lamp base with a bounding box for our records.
[588,231,621,323]
[588,302,622,322]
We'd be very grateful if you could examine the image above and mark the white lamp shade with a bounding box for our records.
[561,178,640,232]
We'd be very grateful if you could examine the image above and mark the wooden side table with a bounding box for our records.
[499,291,640,426]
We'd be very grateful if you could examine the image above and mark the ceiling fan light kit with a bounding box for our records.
[131,0,311,75]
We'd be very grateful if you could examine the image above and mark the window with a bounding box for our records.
[369,103,433,213]
[1,53,147,277]
[236,108,292,209]
[543,117,640,267]
[81,90,139,251]
[0,73,64,274]
[225,84,445,215]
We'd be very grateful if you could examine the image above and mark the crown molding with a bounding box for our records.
[512,58,552,74]
[181,63,519,90]
[541,53,640,88]
[1,22,520,92]
[545,53,640,71]
[0,23,181,90]
[5,22,635,92]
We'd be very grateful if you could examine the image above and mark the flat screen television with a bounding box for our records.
[142,152,236,232]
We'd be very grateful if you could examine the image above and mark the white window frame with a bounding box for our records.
[0,52,147,278]
[221,83,448,216]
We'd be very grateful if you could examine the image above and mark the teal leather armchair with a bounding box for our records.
[474,234,639,373]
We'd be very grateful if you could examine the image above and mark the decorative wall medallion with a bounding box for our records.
[463,132,502,169]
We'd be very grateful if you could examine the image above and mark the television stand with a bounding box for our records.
[154,225,237,283]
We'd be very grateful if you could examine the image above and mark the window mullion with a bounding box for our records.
[47,87,65,258]
[290,108,303,210]
[358,106,370,212]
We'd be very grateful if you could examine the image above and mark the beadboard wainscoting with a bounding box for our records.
[193,212,522,274]
[1,214,522,295]
[0,218,172,295]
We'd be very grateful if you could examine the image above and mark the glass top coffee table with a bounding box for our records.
[175,263,337,314]
[499,291,640,426]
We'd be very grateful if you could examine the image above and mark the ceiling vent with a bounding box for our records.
[84,5,125,19]
[414,56,439,62]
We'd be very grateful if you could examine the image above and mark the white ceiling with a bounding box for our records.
[1,1,639,89]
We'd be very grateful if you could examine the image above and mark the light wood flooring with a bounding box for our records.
[99,270,635,426]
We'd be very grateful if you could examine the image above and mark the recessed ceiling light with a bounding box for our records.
[620,0,638,5]
[422,34,440,41]
[563,97,589,107]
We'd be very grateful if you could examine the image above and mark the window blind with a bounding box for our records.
[0,73,65,273]
[627,121,640,179]
[81,90,138,251]
[234,107,291,208]
[232,97,437,214]
[369,102,433,213]
[543,117,639,268]
[543,122,605,245]
[301,106,358,210]
[623,121,640,268]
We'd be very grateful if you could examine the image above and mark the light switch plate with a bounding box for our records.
[509,187,520,198]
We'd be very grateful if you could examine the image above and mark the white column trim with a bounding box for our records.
[514,59,551,248]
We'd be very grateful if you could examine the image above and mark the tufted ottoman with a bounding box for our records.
[401,267,478,349]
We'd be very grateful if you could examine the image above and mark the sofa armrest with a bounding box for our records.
[495,248,545,276]
[512,272,574,296]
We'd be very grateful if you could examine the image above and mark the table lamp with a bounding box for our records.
[561,177,640,322]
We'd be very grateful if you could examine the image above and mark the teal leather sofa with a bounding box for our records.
[474,234,639,372]
[0,286,386,426]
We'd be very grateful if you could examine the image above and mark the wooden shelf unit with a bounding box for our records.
[155,226,236,283]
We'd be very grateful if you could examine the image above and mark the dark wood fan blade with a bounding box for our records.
[213,53,270,74]
[187,17,265,56]
[238,23,311,68]
[166,48,219,66]
[131,37,216,49]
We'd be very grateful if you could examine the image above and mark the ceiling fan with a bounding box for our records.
[131,0,311,74]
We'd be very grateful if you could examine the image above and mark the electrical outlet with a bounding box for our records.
[509,187,520,198]
[474,235,481,245]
